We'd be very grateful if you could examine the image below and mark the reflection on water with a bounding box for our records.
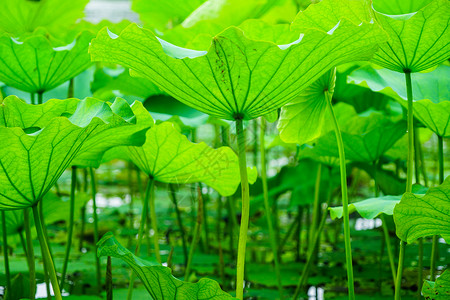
[36,283,69,298]
[308,286,324,300]
[355,218,382,231]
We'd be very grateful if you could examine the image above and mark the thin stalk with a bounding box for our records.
[60,166,77,289]
[310,164,322,250]
[24,209,36,299]
[106,256,112,300]
[293,200,330,298]
[2,211,11,294]
[127,162,134,248]
[217,196,226,285]
[38,201,54,300]
[200,183,210,253]
[30,93,36,105]
[295,206,304,261]
[227,196,236,261]
[414,129,424,299]
[127,177,153,300]
[278,207,301,255]
[325,90,355,299]
[395,71,415,300]
[37,91,43,105]
[148,179,161,263]
[89,168,102,294]
[260,118,284,298]
[68,78,74,98]
[169,184,188,266]
[430,135,444,280]
[235,118,251,300]
[374,161,397,285]
[32,204,62,300]
[185,186,204,280]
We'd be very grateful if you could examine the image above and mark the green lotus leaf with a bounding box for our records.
[0,0,89,36]
[348,64,450,137]
[97,232,234,299]
[122,121,241,196]
[422,269,450,300]
[277,68,335,144]
[394,176,450,243]
[89,13,386,120]
[132,0,206,32]
[371,0,450,73]
[300,103,406,162]
[329,195,401,220]
[0,31,94,94]
[0,96,149,210]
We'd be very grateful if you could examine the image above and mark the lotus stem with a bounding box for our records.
[32,204,62,300]
[60,166,77,289]
[2,211,11,294]
[106,256,113,300]
[185,186,203,280]
[325,88,355,299]
[430,135,444,280]
[235,117,251,300]
[395,71,415,300]
[37,91,43,105]
[127,176,153,300]
[169,184,188,266]
[89,167,102,294]
[414,129,424,299]
[24,208,36,299]
[310,163,322,250]
[260,118,284,298]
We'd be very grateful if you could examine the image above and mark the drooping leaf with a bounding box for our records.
[0,31,94,94]
[89,12,386,120]
[422,269,450,300]
[0,0,89,36]
[329,195,401,220]
[0,96,149,210]
[394,176,450,243]
[277,68,335,144]
[348,64,450,137]
[371,0,450,73]
[97,232,234,299]
[107,121,241,196]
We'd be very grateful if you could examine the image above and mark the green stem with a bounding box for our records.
[395,71,415,300]
[106,256,112,300]
[374,161,397,285]
[37,91,43,105]
[68,78,74,98]
[148,179,161,264]
[235,118,251,300]
[430,135,444,281]
[2,211,11,294]
[185,186,203,280]
[260,118,283,298]
[24,209,36,300]
[310,164,322,250]
[293,197,331,298]
[200,183,210,253]
[60,166,77,289]
[127,177,153,300]
[30,93,35,105]
[326,89,355,299]
[414,129,424,299]
[217,196,226,285]
[32,204,62,300]
[89,168,102,294]
[278,208,301,255]
[169,184,188,266]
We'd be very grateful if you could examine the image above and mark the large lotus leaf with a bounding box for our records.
[371,0,450,73]
[123,122,241,196]
[0,31,94,94]
[277,68,335,144]
[89,14,386,120]
[348,64,450,137]
[0,96,149,210]
[394,176,450,243]
[97,232,234,299]
[132,0,206,32]
[422,269,450,300]
[302,103,406,162]
[0,0,89,36]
